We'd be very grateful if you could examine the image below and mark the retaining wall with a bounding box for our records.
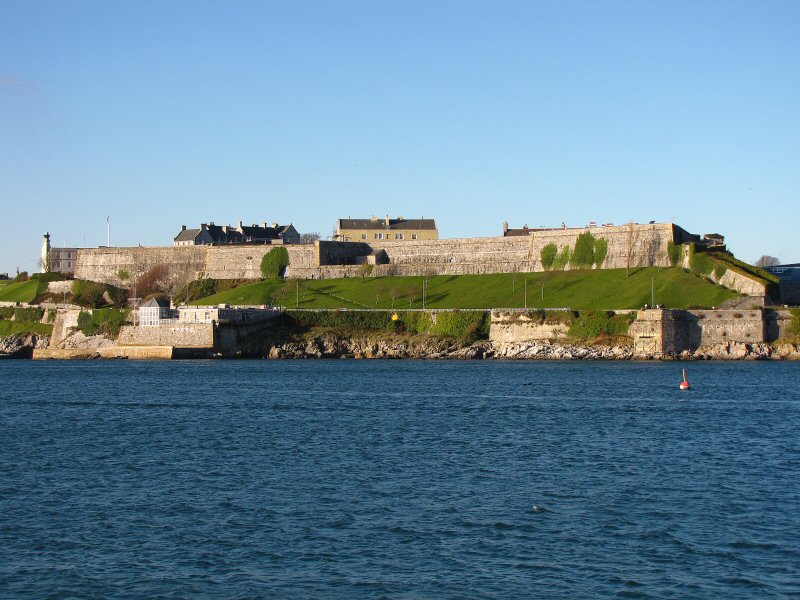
[117,323,214,348]
[489,311,570,343]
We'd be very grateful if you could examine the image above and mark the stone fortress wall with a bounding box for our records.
[75,222,696,287]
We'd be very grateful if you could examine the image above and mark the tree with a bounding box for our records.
[540,244,557,271]
[571,232,596,268]
[134,264,169,298]
[755,255,780,268]
[594,238,609,268]
[260,247,290,279]
[300,232,321,244]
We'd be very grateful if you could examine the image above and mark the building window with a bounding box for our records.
[412,233,418,240]
[396,233,403,240]
[375,233,384,240]
[361,234,367,240]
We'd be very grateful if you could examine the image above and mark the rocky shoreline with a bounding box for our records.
[3,332,799,361]
[262,334,800,361]
[0,334,49,359]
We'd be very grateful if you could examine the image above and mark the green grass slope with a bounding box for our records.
[0,280,40,303]
[190,267,738,310]
[0,320,53,336]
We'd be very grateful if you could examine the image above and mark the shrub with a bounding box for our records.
[540,244,557,271]
[431,311,490,342]
[553,246,572,271]
[76,308,127,338]
[135,264,170,298]
[571,232,596,268]
[713,264,728,281]
[118,269,130,281]
[31,272,67,283]
[72,280,107,308]
[261,247,290,279]
[786,309,800,342]
[15,307,44,322]
[387,319,405,333]
[286,310,391,330]
[667,241,681,267]
[690,247,715,278]
[594,238,608,268]
[401,311,434,334]
[569,310,632,340]
[14,271,29,282]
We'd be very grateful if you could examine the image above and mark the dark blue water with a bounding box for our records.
[1,360,799,598]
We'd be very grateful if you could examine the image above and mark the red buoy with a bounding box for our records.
[679,369,691,390]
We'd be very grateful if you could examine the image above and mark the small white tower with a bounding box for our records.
[41,232,51,273]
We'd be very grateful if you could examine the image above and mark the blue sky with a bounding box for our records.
[1,0,797,274]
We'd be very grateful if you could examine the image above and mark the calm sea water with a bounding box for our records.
[1,360,799,598]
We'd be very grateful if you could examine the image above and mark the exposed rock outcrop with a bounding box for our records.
[0,334,49,359]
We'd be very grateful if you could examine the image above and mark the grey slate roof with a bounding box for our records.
[174,228,201,242]
[240,225,281,240]
[338,218,436,230]
[141,297,170,308]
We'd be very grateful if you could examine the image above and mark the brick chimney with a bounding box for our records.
[385,214,390,229]
[181,225,186,231]
[200,223,207,231]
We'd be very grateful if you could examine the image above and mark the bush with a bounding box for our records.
[553,246,572,271]
[690,251,717,277]
[667,241,681,267]
[786,309,800,342]
[569,310,633,340]
[14,271,29,282]
[72,280,107,308]
[431,311,490,342]
[594,238,608,268]
[76,308,127,338]
[286,310,391,330]
[135,265,169,298]
[31,272,67,283]
[261,247,290,279]
[401,311,434,334]
[540,244,557,271]
[713,264,728,281]
[118,269,130,281]
[571,232,596,268]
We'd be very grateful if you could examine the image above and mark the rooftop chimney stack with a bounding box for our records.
[181,225,186,231]
[385,214,390,229]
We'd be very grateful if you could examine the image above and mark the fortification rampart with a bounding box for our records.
[630,308,773,357]
[76,223,751,292]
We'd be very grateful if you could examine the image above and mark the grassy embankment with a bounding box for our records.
[189,267,738,310]
[0,280,40,303]
[0,307,53,337]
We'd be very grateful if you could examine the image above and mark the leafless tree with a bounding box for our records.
[299,232,321,244]
[755,255,780,268]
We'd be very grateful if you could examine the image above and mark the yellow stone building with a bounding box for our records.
[335,216,438,242]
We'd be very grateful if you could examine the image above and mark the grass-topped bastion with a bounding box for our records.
[182,267,738,311]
